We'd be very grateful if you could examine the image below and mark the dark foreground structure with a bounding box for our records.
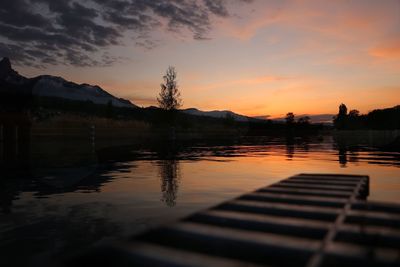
[67,174,400,267]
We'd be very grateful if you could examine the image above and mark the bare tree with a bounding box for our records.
[157,66,182,111]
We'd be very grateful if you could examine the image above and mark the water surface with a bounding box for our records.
[1,135,399,266]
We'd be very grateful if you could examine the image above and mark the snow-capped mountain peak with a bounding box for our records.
[0,57,137,108]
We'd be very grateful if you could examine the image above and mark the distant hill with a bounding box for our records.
[270,114,335,125]
[0,57,137,108]
[181,108,334,125]
[181,108,258,122]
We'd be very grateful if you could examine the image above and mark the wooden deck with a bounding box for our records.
[67,174,400,267]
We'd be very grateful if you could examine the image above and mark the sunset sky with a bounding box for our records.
[1,0,400,117]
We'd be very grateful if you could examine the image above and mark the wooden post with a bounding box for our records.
[90,125,96,152]
[0,124,3,162]
[15,124,18,157]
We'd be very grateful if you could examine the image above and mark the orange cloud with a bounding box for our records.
[189,75,291,92]
[369,38,400,59]
[236,75,291,85]
[219,0,391,42]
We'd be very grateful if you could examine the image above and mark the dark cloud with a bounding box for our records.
[0,0,252,67]
[0,0,48,28]
[203,0,229,17]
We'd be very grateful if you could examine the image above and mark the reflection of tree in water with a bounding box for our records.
[158,159,180,207]
[300,138,310,153]
[334,137,348,168]
[338,146,361,168]
[285,136,295,160]
[338,147,348,167]
[284,136,313,160]
[334,135,363,168]
[348,150,359,164]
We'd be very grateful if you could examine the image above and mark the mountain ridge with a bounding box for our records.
[182,108,334,124]
[181,108,261,122]
[270,114,335,124]
[0,57,137,108]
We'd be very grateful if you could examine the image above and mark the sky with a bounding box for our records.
[1,0,400,118]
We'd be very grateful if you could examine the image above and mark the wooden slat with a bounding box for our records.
[323,242,400,267]
[352,201,400,214]
[335,225,400,249]
[217,200,340,221]
[291,176,362,182]
[188,209,330,239]
[139,222,319,267]
[258,187,353,198]
[284,178,361,187]
[117,241,265,267]
[239,192,347,208]
[272,182,355,192]
[345,211,400,229]
[296,174,366,180]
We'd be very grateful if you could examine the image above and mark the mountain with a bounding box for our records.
[0,57,28,85]
[0,57,137,108]
[181,108,260,122]
[181,108,334,125]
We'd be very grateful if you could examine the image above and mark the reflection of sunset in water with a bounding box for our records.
[98,141,400,207]
[1,137,399,266]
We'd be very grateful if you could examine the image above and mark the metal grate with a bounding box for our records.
[66,174,400,267]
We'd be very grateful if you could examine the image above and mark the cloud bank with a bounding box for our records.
[0,0,250,67]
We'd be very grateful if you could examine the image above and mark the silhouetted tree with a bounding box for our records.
[333,104,400,130]
[333,103,348,129]
[297,116,310,125]
[367,105,400,130]
[348,109,359,117]
[347,109,361,129]
[285,112,295,125]
[157,66,182,111]
[339,103,348,116]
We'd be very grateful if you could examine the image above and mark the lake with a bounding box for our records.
[1,134,399,266]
